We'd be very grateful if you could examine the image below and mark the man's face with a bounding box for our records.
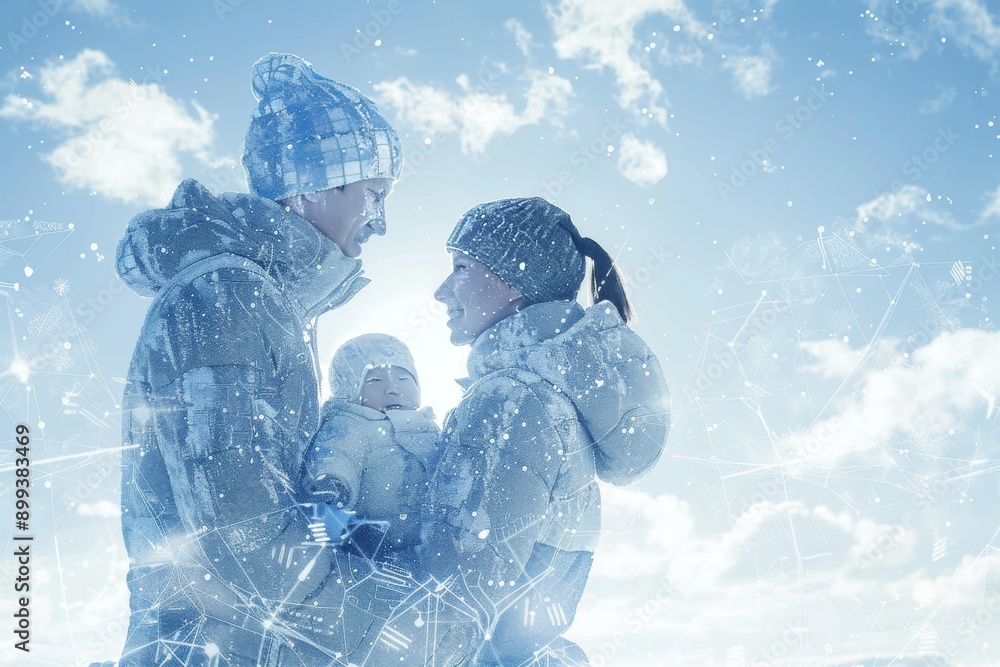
[358,365,421,412]
[434,250,525,346]
[297,178,393,258]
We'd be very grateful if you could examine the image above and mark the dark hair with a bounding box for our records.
[575,236,636,324]
[554,214,635,323]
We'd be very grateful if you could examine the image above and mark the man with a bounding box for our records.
[115,53,401,666]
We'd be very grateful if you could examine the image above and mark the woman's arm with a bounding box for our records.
[421,377,561,595]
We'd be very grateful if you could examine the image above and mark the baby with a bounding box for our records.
[304,333,441,562]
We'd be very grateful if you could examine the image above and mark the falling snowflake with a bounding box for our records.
[54,278,70,296]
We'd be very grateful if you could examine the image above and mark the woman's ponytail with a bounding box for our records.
[576,237,636,324]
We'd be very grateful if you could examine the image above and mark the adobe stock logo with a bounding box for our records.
[341,0,403,63]
[7,0,68,53]
[716,85,832,201]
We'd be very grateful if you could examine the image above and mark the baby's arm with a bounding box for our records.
[385,406,443,476]
[304,404,368,509]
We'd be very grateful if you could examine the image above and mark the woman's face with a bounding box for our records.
[435,250,525,346]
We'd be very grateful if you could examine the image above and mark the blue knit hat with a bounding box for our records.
[242,53,403,201]
[447,197,586,303]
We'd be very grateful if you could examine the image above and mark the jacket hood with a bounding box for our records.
[116,179,369,318]
[466,300,669,485]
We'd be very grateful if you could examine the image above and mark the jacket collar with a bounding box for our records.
[463,300,585,383]
[287,230,369,320]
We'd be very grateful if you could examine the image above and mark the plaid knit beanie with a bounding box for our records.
[242,53,402,201]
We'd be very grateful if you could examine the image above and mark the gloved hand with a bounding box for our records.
[343,519,390,559]
[298,501,356,546]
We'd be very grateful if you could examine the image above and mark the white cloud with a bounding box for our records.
[0,50,231,205]
[847,517,918,569]
[616,133,668,186]
[588,485,738,596]
[865,0,1000,62]
[504,18,535,58]
[982,184,1000,221]
[723,49,776,99]
[70,0,134,28]
[374,70,574,154]
[863,0,933,59]
[785,329,1000,468]
[71,0,117,16]
[76,500,121,517]
[857,182,1000,230]
[918,86,958,114]
[931,0,1000,61]
[572,480,1000,662]
[591,484,695,579]
[799,338,869,379]
[855,184,962,230]
[547,0,705,125]
[907,553,1000,610]
[570,333,1000,662]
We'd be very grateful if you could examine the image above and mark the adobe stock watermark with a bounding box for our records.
[716,86,832,201]
[590,572,681,667]
[854,471,970,572]
[749,623,807,666]
[75,275,127,325]
[629,245,669,288]
[698,0,771,49]
[401,71,501,179]
[538,116,630,200]
[77,617,127,667]
[733,415,845,524]
[341,0,403,62]
[670,0,775,74]
[7,0,68,53]
[684,286,793,400]
[854,512,917,571]
[946,591,1000,650]
[856,126,959,230]
[395,296,447,348]
[880,0,929,27]
[213,0,243,20]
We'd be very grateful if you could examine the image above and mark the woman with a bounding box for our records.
[417,197,671,665]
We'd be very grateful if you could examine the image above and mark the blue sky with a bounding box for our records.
[1,0,998,665]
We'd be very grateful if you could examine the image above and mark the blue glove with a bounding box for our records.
[299,502,356,546]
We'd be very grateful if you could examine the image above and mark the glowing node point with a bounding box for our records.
[11,360,30,383]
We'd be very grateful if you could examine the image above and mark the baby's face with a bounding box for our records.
[358,365,421,412]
